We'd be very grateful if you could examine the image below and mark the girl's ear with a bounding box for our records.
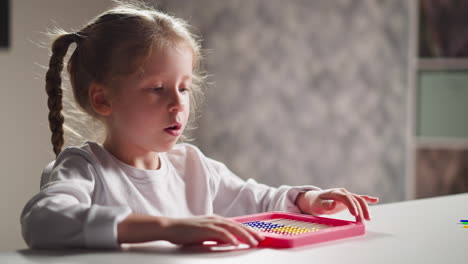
[89,82,112,116]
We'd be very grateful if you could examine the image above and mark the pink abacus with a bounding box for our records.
[230,211,365,248]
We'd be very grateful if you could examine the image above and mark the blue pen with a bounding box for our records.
[460,220,468,223]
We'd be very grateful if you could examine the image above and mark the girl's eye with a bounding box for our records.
[151,87,164,92]
[180,87,190,93]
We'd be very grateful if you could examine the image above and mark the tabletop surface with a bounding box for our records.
[2,193,467,264]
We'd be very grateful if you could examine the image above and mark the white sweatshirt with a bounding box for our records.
[20,141,320,249]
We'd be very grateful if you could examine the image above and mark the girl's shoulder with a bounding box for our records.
[53,141,103,166]
[40,141,102,187]
[50,141,214,173]
[44,141,115,178]
[53,142,207,167]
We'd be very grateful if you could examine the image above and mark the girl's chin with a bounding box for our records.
[155,140,180,152]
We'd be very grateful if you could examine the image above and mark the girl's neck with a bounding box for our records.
[102,137,161,171]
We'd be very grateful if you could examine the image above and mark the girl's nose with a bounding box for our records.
[168,92,185,112]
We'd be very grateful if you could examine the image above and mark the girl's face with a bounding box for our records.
[105,44,193,154]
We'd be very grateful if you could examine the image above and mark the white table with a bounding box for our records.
[2,193,467,264]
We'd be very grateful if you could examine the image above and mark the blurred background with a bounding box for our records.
[0,0,467,250]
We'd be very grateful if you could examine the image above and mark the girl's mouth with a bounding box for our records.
[164,122,182,136]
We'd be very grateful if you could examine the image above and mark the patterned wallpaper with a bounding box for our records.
[161,0,410,203]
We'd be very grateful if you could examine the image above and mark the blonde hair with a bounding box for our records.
[45,0,206,157]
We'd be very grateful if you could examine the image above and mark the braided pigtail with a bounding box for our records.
[45,33,77,157]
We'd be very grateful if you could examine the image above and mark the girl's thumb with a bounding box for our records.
[322,200,335,209]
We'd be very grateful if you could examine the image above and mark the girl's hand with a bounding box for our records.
[295,188,379,222]
[164,215,265,247]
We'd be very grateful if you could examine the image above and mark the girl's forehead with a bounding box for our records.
[141,44,193,78]
[106,44,193,89]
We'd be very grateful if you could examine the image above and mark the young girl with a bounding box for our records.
[21,1,379,249]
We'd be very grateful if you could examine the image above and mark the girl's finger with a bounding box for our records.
[350,195,363,222]
[244,226,265,242]
[321,199,336,210]
[218,221,260,247]
[354,195,371,221]
[207,225,240,246]
[226,218,265,242]
[361,195,379,203]
[325,190,358,216]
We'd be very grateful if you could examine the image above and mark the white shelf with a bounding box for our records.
[416,136,468,149]
[418,58,468,70]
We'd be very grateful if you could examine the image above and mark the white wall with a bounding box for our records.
[0,0,113,251]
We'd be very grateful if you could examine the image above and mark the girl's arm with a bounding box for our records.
[207,156,320,216]
[294,189,379,222]
[117,214,264,246]
[21,192,131,249]
[21,152,131,249]
[23,148,263,249]
[116,214,170,244]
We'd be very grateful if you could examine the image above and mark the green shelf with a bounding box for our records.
[417,71,468,139]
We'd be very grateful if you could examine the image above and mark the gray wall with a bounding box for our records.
[0,0,113,251]
[162,0,409,202]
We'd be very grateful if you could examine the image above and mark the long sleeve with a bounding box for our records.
[20,149,131,249]
[207,157,321,217]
